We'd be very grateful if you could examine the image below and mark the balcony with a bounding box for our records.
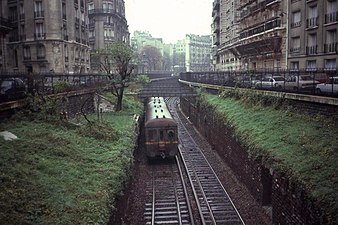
[0,17,13,32]
[23,56,31,61]
[324,43,338,53]
[325,12,338,24]
[63,34,69,41]
[34,33,46,40]
[37,55,46,60]
[306,45,317,55]
[240,18,282,39]
[290,47,300,53]
[291,21,301,28]
[34,11,44,18]
[306,17,318,28]
[88,8,118,15]
[9,35,19,42]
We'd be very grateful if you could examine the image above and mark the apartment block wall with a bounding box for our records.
[6,0,91,74]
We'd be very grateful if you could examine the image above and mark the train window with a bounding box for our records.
[167,130,175,140]
[159,130,164,141]
[148,129,156,141]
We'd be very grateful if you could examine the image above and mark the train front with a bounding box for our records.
[144,97,178,159]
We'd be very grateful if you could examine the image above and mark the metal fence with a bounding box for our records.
[180,69,338,97]
[0,73,109,103]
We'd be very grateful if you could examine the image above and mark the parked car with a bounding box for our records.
[0,78,27,102]
[255,76,285,89]
[285,75,319,91]
[316,76,338,95]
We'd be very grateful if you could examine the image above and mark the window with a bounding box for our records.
[148,130,156,141]
[37,44,45,59]
[325,59,336,70]
[326,0,338,23]
[34,1,43,17]
[291,37,300,52]
[291,11,301,28]
[306,60,317,71]
[291,61,299,70]
[23,46,31,60]
[307,5,318,27]
[35,23,44,39]
[88,3,94,10]
[307,33,317,54]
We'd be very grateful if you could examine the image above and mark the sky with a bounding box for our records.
[124,0,213,44]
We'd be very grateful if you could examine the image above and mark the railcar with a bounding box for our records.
[144,97,178,159]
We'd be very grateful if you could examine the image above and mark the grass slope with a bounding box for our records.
[203,94,338,222]
[0,95,143,225]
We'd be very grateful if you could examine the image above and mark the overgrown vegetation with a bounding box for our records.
[0,94,143,224]
[199,91,338,223]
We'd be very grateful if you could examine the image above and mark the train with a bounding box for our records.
[144,97,178,159]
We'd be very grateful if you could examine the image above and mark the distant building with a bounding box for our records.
[131,31,164,55]
[173,39,186,73]
[185,34,212,72]
[6,0,91,74]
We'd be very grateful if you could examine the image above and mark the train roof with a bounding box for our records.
[145,97,176,127]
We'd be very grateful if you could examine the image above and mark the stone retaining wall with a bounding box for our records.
[180,96,326,225]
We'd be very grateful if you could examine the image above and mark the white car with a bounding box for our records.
[285,75,319,90]
[255,76,285,89]
[316,76,338,95]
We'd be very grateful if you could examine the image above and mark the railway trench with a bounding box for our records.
[109,97,272,225]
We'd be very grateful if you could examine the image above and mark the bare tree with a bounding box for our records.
[140,45,162,71]
[94,42,137,111]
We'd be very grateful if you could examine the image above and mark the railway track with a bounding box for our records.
[144,158,194,225]
[167,97,245,225]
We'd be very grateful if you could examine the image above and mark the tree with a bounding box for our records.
[95,42,137,111]
[140,45,162,71]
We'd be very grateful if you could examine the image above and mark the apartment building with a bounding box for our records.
[212,0,287,70]
[0,1,12,72]
[212,0,241,71]
[88,0,129,50]
[288,0,338,70]
[6,0,91,74]
[185,34,212,72]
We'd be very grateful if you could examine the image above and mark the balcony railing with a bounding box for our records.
[34,33,46,40]
[9,36,19,42]
[19,13,25,20]
[240,18,281,39]
[37,55,46,60]
[63,34,69,41]
[88,8,119,15]
[34,11,44,18]
[324,43,338,53]
[325,12,338,24]
[20,34,26,41]
[23,56,31,60]
[306,45,317,55]
[290,47,300,53]
[65,56,69,62]
[306,17,318,28]
[291,21,301,28]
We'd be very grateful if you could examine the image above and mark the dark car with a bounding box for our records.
[0,78,27,102]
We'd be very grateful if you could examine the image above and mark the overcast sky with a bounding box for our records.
[125,0,213,44]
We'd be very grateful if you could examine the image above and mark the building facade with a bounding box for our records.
[0,1,13,72]
[6,0,91,74]
[212,0,241,71]
[185,34,212,72]
[288,0,338,70]
[88,0,129,51]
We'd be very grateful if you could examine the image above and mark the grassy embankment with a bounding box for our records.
[200,90,337,223]
[0,94,143,225]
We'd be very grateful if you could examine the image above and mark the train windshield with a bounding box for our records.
[167,130,175,140]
